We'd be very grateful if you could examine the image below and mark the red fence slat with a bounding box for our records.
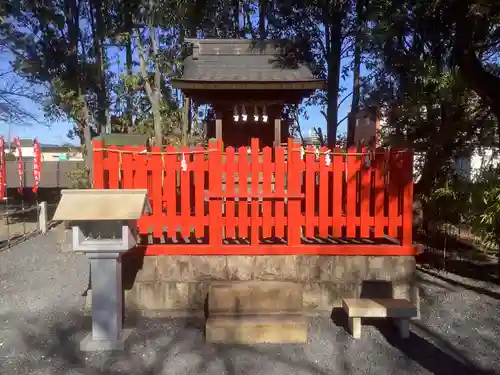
[287,140,302,246]
[193,146,205,238]
[180,146,191,238]
[360,148,371,238]
[304,146,315,238]
[274,147,286,238]
[92,140,105,188]
[402,151,414,246]
[225,147,236,238]
[262,147,273,238]
[209,140,222,246]
[250,139,260,245]
[332,151,343,237]
[346,148,358,237]
[374,150,386,237]
[318,147,329,238]
[388,149,399,238]
[164,146,177,239]
[237,146,249,239]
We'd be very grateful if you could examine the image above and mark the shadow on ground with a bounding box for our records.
[1,307,498,375]
[415,231,499,284]
[330,308,496,375]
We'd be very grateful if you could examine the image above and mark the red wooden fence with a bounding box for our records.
[92,138,416,256]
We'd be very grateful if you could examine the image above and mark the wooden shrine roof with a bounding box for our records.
[171,39,325,91]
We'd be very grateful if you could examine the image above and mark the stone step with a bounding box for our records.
[208,281,303,315]
[205,314,308,344]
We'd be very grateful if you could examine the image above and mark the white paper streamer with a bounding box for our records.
[181,153,187,172]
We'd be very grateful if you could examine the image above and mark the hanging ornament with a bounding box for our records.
[314,146,320,160]
[180,153,187,172]
[364,152,371,168]
[325,151,331,166]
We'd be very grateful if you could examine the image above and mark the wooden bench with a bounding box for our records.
[342,298,417,339]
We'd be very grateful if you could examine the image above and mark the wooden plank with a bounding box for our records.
[237,145,250,239]
[304,146,315,238]
[274,146,286,238]
[318,147,329,237]
[193,146,205,238]
[141,244,419,256]
[262,147,273,238]
[224,147,236,239]
[360,148,371,238]
[332,150,343,237]
[250,138,260,245]
[209,140,223,246]
[346,148,359,237]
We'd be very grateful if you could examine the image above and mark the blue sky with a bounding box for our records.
[0,48,352,146]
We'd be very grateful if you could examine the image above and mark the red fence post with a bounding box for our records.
[208,139,222,248]
[250,138,260,245]
[287,139,302,246]
[92,140,105,189]
[401,150,414,246]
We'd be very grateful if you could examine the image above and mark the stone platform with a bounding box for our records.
[84,254,418,316]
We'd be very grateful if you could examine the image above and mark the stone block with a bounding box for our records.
[127,282,198,311]
[226,256,255,280]
[205,314,308,344]
[254,256,298,280]
[129,281,208,311]
[366,256,392,280]
[302,283,326,310]
[190,256,228,280]
[323,283,359,308]
[331,256,367,282]
[157,256,194,281]
[297,256,333,281]
[208,281,302,315]
[393,283,411,300]
[391,256,416,282]
[133,256,158,282]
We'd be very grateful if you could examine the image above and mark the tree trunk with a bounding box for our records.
[88,0,107,135]
[259,0,267,40]
[125,10,134,133]
[454,1,500,122]
[326,9,343,149]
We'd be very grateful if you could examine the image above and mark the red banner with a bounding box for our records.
[0,137,5,200]
[14,136,24,195]
[33,139,41,193]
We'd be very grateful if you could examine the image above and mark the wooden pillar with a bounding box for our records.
[215,118,222,140]
[274,118,281,147]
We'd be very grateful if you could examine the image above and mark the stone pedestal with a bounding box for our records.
[80,253,129,351]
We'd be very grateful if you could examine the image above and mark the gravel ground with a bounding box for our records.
[1,229,499,375]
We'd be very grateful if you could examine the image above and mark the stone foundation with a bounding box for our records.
[85,254,417,316]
